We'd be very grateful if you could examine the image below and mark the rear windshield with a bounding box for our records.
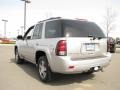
[45,19,105,38]
[62,20,105,38]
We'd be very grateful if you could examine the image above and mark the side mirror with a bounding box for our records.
[17,35,23,40]
[27,36,31,39]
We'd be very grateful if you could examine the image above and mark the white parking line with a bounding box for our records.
[0,44,15,46]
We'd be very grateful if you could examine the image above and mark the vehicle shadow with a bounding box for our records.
[10,58,95,86]
[50,73,95,86]
[10,58,39,80]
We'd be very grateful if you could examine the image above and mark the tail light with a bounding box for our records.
[56,40,67,56]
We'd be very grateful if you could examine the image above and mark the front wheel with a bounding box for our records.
[15,49,24,64]
[38,56,53,82]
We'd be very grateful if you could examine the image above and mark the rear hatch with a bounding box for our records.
[67,38,107,60]
[61,19,107,60]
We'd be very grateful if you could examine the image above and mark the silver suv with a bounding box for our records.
[15,17,111,82]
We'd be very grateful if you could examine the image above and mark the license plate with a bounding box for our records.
[85,43,95,51]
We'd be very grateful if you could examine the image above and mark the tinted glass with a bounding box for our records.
[32,23,43,39]
[45,20,62,38]
[24,25,34,39]
[62,20,105,38]
[38,23,43,38]
[45,20,105,38]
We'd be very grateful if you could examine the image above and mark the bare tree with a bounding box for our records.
[103,8,118,37]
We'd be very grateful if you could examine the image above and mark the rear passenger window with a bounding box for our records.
[45,20,62,38]
[32,23,43,39]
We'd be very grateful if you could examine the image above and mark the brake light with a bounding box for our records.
[56,40,67,56]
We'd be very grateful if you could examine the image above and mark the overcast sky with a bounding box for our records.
[0,0,120,38]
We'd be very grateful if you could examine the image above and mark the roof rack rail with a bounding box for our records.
[75,18,87,21]
[48,17,61,20]
[39,17,61,23]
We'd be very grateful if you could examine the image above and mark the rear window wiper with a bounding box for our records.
[88,35,105,40]
[88,35,96,40]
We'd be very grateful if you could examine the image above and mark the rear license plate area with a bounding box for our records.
[85,43,95,51]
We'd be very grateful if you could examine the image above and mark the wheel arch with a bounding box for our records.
[35,50,48,64]
[35,50,54,72]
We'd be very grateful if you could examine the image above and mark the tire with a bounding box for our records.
[38,56,53,82]
[15,49,24,64]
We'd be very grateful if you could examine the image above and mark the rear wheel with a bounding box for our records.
[38,56,53,82]
[15,49,24,64]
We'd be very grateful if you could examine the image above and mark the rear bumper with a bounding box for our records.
[51,53,112,74]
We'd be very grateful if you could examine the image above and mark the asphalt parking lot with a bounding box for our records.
[0,45,120,90]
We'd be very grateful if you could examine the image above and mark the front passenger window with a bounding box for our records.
[24,25,34,40]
